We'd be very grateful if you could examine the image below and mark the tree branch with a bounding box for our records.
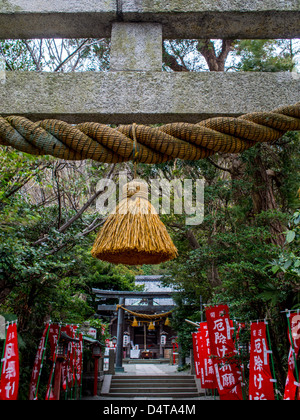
[162,45,189,72]
[206,157,232,173]
[46,218,106,256]
[54,39,91,72]
[217,40,234,71]
[22,40,42,71]
[197,39,234,72]
[33,164,116,246]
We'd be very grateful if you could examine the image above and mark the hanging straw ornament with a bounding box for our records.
[132,317,138,327]
[91,179,178,265]
[148,321,155,331]
[164,317,171,327]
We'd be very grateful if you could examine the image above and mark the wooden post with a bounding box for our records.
[159,323,163,358]
[53,360,62,400]
[144,323,147,351]
[108,349,115,375]
[93,357,99,396]
[115,297,125,372]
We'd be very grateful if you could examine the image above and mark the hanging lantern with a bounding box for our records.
[132,317,138,327]
[123,332,130,347]
[148,321,155,331]
[160,331,167,346]
[164,317,171,327]
[111,336,117,348]
[91,180,178,265]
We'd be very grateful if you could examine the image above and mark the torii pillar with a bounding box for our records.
[110,22,162,72]
[115,297,125,372]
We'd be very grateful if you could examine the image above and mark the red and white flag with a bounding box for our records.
[249,322,275,400]
[60,325,75,391]
[48,324,60,361]
[29,323,49,400]
[192,331,202,379]
[0,322,19,400]
[206,305,243,400]
[45,324,61,400]
[75,333,83,386]
[199,323,217,389]
[284,313,300,400]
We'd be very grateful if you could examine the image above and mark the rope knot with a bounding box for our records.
[122,180,149,200]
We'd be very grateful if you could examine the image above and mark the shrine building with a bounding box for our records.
[93,275,178,362]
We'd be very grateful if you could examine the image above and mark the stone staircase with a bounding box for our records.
[104,375,203,399]
[123,358,169,364]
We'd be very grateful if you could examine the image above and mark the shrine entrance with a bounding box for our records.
[133,326,157,353]
[93,275,178,369]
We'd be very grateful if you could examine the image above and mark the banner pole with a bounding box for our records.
[34,323,51,400]
[64,374,68,400]
[64,336,71,401]
[72,335,77,400]
[286,314,299,385]
[74,328,80,400]
[234,320,246,401]
[70,325,79,400]
[46,324,62,400]
[265,322,279,400]
[79,336,84,400]
[0,322,8,383]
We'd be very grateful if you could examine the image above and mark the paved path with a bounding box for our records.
[115,363,187,376]
[82,363,218,400]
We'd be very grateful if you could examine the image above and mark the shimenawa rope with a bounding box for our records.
[116,304,173,320]
[0,102,299,163]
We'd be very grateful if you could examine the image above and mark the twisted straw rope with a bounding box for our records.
[0,102,299,163]
[116,304,173,320]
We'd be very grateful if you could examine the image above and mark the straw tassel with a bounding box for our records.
[91,180,178,265]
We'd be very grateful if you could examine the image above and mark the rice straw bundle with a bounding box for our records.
[91,180,178,265]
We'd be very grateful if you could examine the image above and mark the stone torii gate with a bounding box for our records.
[93,288,177,372]
[0,1,299,124]
[0,0,298,384]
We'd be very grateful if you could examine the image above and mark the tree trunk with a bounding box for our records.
[197,39,234,71]
[0,284,12,305]
[251,149,286,247]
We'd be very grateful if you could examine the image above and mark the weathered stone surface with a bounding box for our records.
[110,23,162,71]
[0,71,298,124]
[0,0,299,39]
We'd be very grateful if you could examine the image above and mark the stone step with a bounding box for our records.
[112,375,194,380]
[107,392,201,398]
[110,386,198,393]
[107,374,202,398]
[111,383,197,390]
[111,380,195,387]
[124,359,169,364]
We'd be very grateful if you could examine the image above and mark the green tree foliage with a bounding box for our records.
[0,149,139,398]
[0,36,299,398]
[160,136,300,389]
[234,40,295,72]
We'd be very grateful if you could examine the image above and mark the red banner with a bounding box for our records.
[192,331,202,379]
[48,324,60,361]
[284,313,300,400]
[75,333,83,386]
[29,323,49,400]
[206,305,243,400]
[0,322,19,400]
[249,322,275,400]
[199,323,217,389]
[68,326,78,389]
[60,325,81,393]
[61,325,73,391]
[46,324,61,400]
